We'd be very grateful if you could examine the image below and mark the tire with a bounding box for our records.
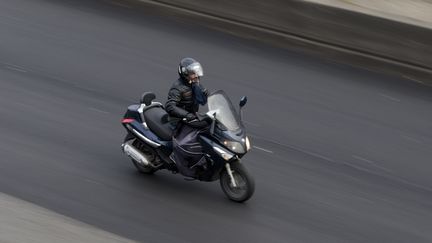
[123,132,135,143]
[220,161,255,203]
[123,134,157,174]
[131,158,156,174]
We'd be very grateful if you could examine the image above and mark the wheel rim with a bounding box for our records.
[223,170,248,199]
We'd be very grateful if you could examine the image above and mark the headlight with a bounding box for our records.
[245,136,251,151]
[223,140,245,154]
[213,146,234,161]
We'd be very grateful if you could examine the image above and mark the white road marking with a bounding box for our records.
[354,196,374,204]
[88,107,110,114]
[14,102,32,107]
[253,145,273,153]
[301,150,334,162]
[5,65,27,73]
[379,93,400,102]
[351,156,432,192]
[403,75,425,85]
[84,178,103,185]
[110,1,132,8]
[352,155,374,164]
[401,135,423,144]
[249,134,335,162]
[352,155,393,174]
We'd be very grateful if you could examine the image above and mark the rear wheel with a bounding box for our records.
[131,158,157,174]
[123,132,135,143]
[220,161,255,203]
[124,134,157,174]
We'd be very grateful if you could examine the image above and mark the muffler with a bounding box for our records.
[122,142,151,166]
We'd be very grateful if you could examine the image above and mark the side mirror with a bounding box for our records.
[209,112,216,135]
[239,96,247,108]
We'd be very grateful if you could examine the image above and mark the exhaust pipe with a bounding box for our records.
[122,143,151,166]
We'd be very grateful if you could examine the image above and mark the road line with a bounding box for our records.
[253,145,273,153]
[379,93,400,102]
[352,155,394,174]
[5,65,27,73]
[401,135,423,144]
[110,1,132,8]
[301,150,334,162]
[88,107,110,114]
[352,155,375,164]
[249,134,335,162]
[403,75,425,85]
[84,178,104,185]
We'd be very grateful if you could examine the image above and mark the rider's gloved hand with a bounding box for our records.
[185,113,197,121]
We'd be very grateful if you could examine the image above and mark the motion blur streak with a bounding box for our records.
[0,0,431,242]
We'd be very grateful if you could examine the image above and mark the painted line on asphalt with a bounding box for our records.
[401,135,423,144]
[403,75,425,85]
[88,107,110,114]
[352,155,375,164]
[299,149,334,162]
[351,155,432,193]
[4,65,28,73]
[249,134,335,162]
[253,145,273,154]
[352,155,393,174]
[84,178,104,185]
[13,102,32,108]
[109,0,132,8]
[379,93,400,102]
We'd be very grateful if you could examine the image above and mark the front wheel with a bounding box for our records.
[220,161,255,203]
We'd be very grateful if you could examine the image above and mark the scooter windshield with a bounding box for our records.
[208,90,241,131]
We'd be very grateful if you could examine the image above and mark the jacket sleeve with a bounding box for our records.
[165,87,190,118]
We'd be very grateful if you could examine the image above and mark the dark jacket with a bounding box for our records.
[165,78,207,118]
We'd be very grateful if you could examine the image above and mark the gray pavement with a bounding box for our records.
[0,192,136,243]
[1,0,432,242]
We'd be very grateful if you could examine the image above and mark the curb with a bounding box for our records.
[129,0,432,84]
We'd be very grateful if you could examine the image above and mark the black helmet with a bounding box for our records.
[178,57,203,80]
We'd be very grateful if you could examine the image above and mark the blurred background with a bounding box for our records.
[0,0,431,242]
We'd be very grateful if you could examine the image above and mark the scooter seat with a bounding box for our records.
[143,106,173,141]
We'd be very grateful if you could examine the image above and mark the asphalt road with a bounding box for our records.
[1,0,432,242]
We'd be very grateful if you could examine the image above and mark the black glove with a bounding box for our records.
[185,113,197,121]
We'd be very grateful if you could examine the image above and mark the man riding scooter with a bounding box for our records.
[166,57,210,177]
[121,58,255,201]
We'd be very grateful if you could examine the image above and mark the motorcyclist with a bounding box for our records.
[165,57,208,121]
[166,57,210,177]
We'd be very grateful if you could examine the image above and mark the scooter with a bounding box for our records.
[121,90,255,202]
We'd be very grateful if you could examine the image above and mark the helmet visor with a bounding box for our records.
[186,62,203,77]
